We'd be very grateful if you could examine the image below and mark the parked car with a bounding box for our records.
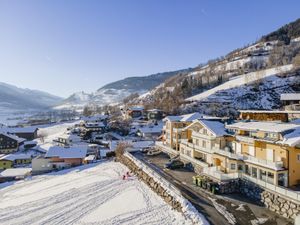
[146,148,161,156]
[164,160,184,169]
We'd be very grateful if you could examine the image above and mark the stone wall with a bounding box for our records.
[117,155,183,212]
[239,179,300,220]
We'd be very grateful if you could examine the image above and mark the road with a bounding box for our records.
[132,151,292,225]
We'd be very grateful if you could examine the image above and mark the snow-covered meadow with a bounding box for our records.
[0,161,194,225]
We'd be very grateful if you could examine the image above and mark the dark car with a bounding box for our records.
[164,160,184,170]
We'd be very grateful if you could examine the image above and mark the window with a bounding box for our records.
[195,139,199,146]
[297,154,300,162]
[203,129,208,135]
[260,170,267,181]
[251,167,257,178]
[245,165,250,175]
[202,141,206,148]
[266,149,274,162]
[230,163,236,170]
[238,164,243,171]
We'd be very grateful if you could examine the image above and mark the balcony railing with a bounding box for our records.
[236,135,255,144]
[202,166,241,181]
[192,132,215,140]
[243,155,284,170]
[213,148,244,160]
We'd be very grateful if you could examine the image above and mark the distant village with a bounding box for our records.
[1,92,300,219]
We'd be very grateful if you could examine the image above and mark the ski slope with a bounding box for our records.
[187,65,293,102]
[0,161,196,225]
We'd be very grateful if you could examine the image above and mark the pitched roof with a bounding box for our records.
[0,127,38,134]
[280,128,300,147]
[164,112,204,122]
[45,146,87,159]
[0,153,32,161]
[0,132,26,143]
[199,120,228,136]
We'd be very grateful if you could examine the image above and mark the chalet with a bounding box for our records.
[0,132,25,154]
[281,93,300,111]
[0,127,39,140]
[146,109,164,121]
[137,123,163,140]
[54,133,81,147]
[162,112,204,151]
[0,153,32,169]
[45,146,87,168]
[122,106,144,119]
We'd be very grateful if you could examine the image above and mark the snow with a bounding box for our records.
[208,197,236,225]
[280,127,300,147]
[199,119,227,136]
[187,65,293,101]
[45,146,87,159]
[226,121,300,133]
[0,132,26,143]
[0,161,194,225]
[0,168,32,177]
[164,112,204,122]
[280,93,300,101]
[0,153,32,161]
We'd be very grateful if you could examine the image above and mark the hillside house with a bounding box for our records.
[281,93,300,111]
[162,112,204,151]
[0,127,38,140]
[0,132,25,154]
[0,154,32,170]
[122,106,144,119]
[45,146,87,168]
[0,168,32,182]
[54,133,81,147]
[146,109,164,121]
[137,123,163,140]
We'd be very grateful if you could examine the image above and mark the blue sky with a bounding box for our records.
[0,0,299,97]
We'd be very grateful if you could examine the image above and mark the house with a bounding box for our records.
[45,146,87,167]
[32,156,53,174]
[281,93,300,111]
[0,153,32,169]
[83,155,96,164]
[137,123,163,140]
[54,133,81,147]
[162,112,204,151]
[146,109,164,121]
[0,168,32,182]
[0,127,39,140]
[122,106,144,119]
[0,132,25,154]
[179,119,228,167]
[224,121,300,187]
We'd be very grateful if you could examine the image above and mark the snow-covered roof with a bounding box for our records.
[84,155,96,161]
[45,146,87,159]
[199,120,228,137]
[279,128,300,147]
[0,153,32,161]
[128,106,144,111]
[58,133,81,142]
[84,122,105,128]
[0,132,26,143]
[0,168,32,177]
[164,112,203,122]
[138,123,163,134]
[0,127,38,134]
[81,114,108,122]
[226,121,300,133]
[280,93,300,101]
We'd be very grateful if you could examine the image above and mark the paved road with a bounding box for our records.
[133,151,292,225]
[133,152,230,225]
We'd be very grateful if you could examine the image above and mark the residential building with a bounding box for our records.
[0,168,32,182]
[239,110,289,122]
[137,123,163,140]
[0,154,32,169]
[0,127,39,140]
[0,132,25,154]
[32,156,53,174]
[162,112,205,151]
[225,121,300,187]
[281,93,300,111]
[146,109,164,121]
[54,133,81,147]
[45,146,87,167]
[122,106,144,119]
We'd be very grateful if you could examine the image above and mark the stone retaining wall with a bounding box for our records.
[239,179,300,220]
[117,155,183,212]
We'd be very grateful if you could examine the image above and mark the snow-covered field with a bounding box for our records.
[0,161,193,225]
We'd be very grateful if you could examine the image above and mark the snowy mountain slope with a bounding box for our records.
[0,82,62,110]
[187,64,293,101]
[182,68,300,116]
[56,69,190,110]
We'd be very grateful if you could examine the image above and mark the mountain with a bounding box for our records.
[0,82,63,111]
[55,69,190,110]
[129,18,300,115]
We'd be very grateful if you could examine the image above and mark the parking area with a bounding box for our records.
[133,151,292,225]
